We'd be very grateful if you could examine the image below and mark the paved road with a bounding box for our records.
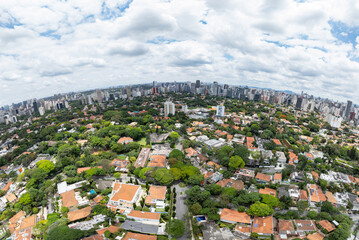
[174,184,191,240]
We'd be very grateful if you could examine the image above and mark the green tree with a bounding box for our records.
[155,169,174,185]
[187,174,204,185]
[166,219,185,238]
[261,194,279,208]
[113,172,122,179]
[228,156,245,169]
[169,149,185,160]
[47,225,83,240]
[247,202,273,217]
[190,203,202,215]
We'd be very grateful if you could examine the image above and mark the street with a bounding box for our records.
[174,183,191,240]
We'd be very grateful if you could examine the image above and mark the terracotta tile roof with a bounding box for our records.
[197,154,208,162]
[5,192,17,203]
[9,211,25,225]
[203,171,214,179]
[278,219,295,232]
[127,210,160,220]
[317,188,327,202]
[67,206,92,222]
[318,220,336,233]
[2,181,14,192]
[294,220,317,232]
[235,225,251,233]
[305,152,314,159]
[256,173,271,182]
[325,191,337,204]
[220,208,251,224]
[259,187,277,197]
[14,228,32,240]
[96,225,120,235]
[122,232,157,240]
[61,190,78,208]
[19,215,37,230]
[110,183,140,202]
[117,137,133,144]
[82,235,104,240]
[271,139,282,145]
[148,155,166,168]
[299,190,308,200]
[216,179,244,191]
[207,161,220,169]
[77,166,103,173]
[185,147,198,157]
[252,216,273,235]
[311,171,319,181]
[93,195,103,204]
[145,186,167,204]
[273,173,282,181]
[246,137,257,149]
[307,232,325,240]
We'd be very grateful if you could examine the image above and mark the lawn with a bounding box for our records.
[137,137,146,146]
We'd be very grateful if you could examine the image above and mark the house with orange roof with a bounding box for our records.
[127,210,160,224]
[111,158,129,172]
[216,179,244,191]
[317,220,336,233]
[305,152,314,160]
[2,181,14,192]
[117,137,133,145]
[220,208,251,225]
[235,225,251,237]
[307,232,325,240]
[61,190,79,208]
[246,137,258,151]
[299,189,308,201]
[294,220,317,236]
[147,155,166,168]
[271,139,282,146]
[19,215,38,231]
[122,232,157,240]
[278,219,298,238]
[325,191,337,206]
[93,195,103,204]
[96,225,120,236]
[288,152,298,165]
[206,161,220,170]
[77,166,103,174]
[68,206,92,222]
[107,183,141,210]
[255,173,271,183]
[272,173,282,183]
[145,186,167,207]
[252,216,274,236]
[259,188,277,197]
[311,171,319,181]
[185,147,198,157]
[5,193,17,203]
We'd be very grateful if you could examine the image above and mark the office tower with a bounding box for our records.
[216,104,225,117]
[33,101,39,114]
[295,97,303,110]
[195,80,200,88]
[96,90,103,102]
[345,100,352,119]
[164,101,175,116]
[153,81,157,87]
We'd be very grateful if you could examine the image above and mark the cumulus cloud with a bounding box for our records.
[0,0,359,105]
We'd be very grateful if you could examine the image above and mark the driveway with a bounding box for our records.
[173,184,191,240]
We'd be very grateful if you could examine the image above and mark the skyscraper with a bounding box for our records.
[195,80,200,88]
[216,104,225,117]
[345,100,352,119]
[164,101,175,116]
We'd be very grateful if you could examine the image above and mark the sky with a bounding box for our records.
[1,0,359,106]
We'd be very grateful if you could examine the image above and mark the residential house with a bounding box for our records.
[111,158,130,172]
[220,208,251,225]
[271,139,282,146]
[185,147,198,158]
[147,155,166,168]
[288,152,298,165]
[206,161,220,170]
[235,169,255,182]
[68,206,92,222]
[127,210,160,224]
[290,172,305,183]
[117,137,133,145]
[278,219,298,239]
[294,220,317,236]
[307,232,325,240]
[135,148,151,168]
[317,220,336,233]
[259,188,277,197]
[145,186,166,208]
[299,189,308,201]
[252,216,274,236]
[107,183,141,211]
[255,173,272,184]
[122,232,157,240]
[208,172,223,184]
[276,152,287,163]
[273,173,282,184]
[216,179,244,191]
[61,190,79,209]
[246,137,258,151]
[325,191,337,206]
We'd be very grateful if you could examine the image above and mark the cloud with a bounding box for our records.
[0,0,359,105]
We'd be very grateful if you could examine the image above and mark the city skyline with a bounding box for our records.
[1,0,359,105]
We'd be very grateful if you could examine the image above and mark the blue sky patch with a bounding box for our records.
[147,36,178,44]
[265,40,291,48]
[223,54,234,60]
[199,20,207,25]
[329,20,359,47]
[40,30,61,40]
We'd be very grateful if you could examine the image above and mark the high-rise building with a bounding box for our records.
[195,80,200,88]
[164,101,175,116]
[295,97,303,110]
[345,100,352,119]
[33,101,39,114]
[216,104,225,117]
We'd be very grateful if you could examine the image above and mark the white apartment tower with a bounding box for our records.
[164,101,175,116]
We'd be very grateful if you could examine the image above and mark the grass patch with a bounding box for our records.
[179,182,186,188]
[156,208,166,212]
[137,137,147,146]
[116,155,127,160]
